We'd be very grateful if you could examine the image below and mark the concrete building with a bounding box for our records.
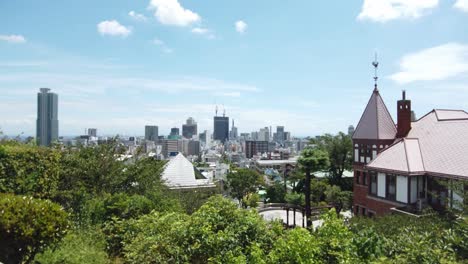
[213,116,229,143]
[244,140,269,158]
[230,119,238,140]
[258,127,270,141]
[162,139,179,158]
[145,125,159,141]
[199,130,207,143]
[169,127,180,139]
[182,117,197,139]
[36,88,58,146]
[276,126,284,142]
[87,128,97,137]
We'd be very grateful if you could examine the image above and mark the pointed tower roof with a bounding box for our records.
[353,87,397,140]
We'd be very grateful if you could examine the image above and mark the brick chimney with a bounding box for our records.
[397,90,411,138]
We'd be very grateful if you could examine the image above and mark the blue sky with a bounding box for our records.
[1,0,468,137]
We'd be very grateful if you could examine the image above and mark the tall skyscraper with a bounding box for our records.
[182,117,197,139]
[87,128,97,137]
[276,126,285,143]
[230,119,238,140]
[145,125,159,141]
[36,88,58,146]
[170,127,179,136]
[214,116,229,143]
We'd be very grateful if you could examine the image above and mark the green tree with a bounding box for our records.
[242,192,260,208]
[265,182,286,203]
[309,132,352,185]
[298,148,329,228]
[0,193,69,264]
[324,185,353,214]
[0,144,61,199]
[226,168,263,206]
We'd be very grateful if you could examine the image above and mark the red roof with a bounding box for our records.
[367,109,468,178]
[353,87,397,140]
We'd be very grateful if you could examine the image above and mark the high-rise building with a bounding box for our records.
[214,116,229,143]
[276,126,285,143]
[182,117,197,139]
[145,125,159,141]
[170,127,179,136]
[244,140,269,158]
[87,128,97,137]
[258,127,269,141]
[162,139,179,157]
[199,130,207,143]
[36,88,58,146]
[229,119,238,140]
[348,125,355,136]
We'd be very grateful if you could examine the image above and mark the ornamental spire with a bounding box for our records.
[372,52,379,91]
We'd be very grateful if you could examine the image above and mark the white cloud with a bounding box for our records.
[152,38,173,53]
[235,20,247,34]
[128,10,148,21]
[454,0,468,12]
[191,27,215,39]
[97,20,131,37]
[390,43,468,84]
[214,92,241,97]
[0,34,26,43]
[148,0,200,27]
[191,27,208,34]
[357,0,438,22]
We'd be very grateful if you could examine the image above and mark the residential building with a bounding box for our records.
[244,140,268,158]
[145,125,158,141]
[36,88,58,146]
[353,86,468,217]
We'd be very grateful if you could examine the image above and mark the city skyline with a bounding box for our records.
[1,1,468,136]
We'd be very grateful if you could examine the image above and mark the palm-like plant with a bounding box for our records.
[298,148,330,228]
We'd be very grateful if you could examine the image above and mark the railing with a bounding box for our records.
[258,203,332,228]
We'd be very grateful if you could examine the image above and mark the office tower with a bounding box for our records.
[87,128,97,137]
[284,131,291,141]
[36,88,58,146]
[276,126,284,143]
[170,127,179,136]
[145,125,159,141]
[199,130,207,143]
[258,127,269,141]
[244,140,269,158]
[230,119,238,140]
[182,117,197,139]
[213,112,229,143]
[348,125,355,136]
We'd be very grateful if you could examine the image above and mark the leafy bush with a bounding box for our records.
[122,196,284,263]
[0,145,61,199]
[0,193,68,263]
[34,229,109,264]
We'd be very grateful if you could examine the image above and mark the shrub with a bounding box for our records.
[34,228,109,264]
[0,193,68,264]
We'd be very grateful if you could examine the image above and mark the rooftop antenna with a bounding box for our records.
[215,105,218,116]
[372,52,379,90]
[222,104,226,117]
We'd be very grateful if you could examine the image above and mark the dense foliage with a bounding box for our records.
[1,140,467,263]
[225,168,263,207]
[0,193,69,263]
[309,132,353,186]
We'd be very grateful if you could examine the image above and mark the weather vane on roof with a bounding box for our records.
[372,52,379,88]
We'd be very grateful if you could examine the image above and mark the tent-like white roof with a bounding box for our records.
[162,153,216,189]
